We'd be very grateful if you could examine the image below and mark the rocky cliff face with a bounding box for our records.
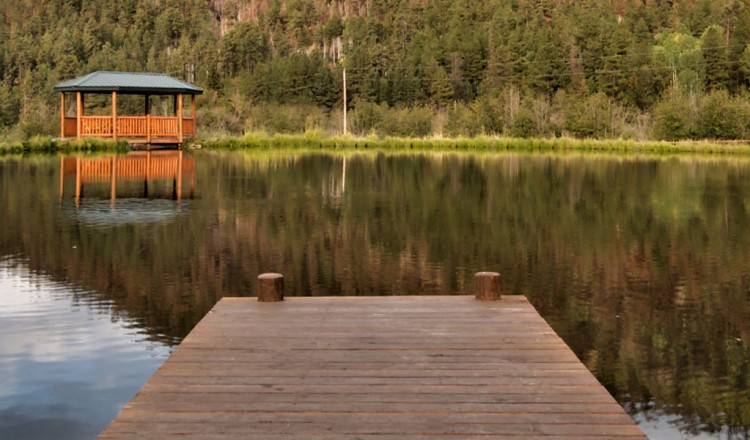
[206,0,271,35]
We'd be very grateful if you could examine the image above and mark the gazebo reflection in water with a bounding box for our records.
[60,151,195,208]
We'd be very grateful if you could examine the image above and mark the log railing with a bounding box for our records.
[72,116,195,140]
[116,117,148,137]
[81,116,113,137]
[149,116,179,137]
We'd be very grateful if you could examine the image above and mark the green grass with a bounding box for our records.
[4,133,750,157]
[197,132,750,156]
[0,137,130,156]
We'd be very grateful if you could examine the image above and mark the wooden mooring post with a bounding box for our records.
[257,273,284,302]
[475,271,501,300]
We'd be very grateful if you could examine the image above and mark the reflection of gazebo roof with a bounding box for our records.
[53,71,203,95]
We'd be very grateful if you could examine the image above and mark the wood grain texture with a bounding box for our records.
[97,296,648,439]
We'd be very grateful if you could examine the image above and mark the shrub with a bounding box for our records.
[510,110,535,138]
[245,104,327,134]
[443,103,483,137]
[696,90,749,140]
[380,106,433,137]
[564,93,614,138]
[349,100,384,136]
[652,91,694,141]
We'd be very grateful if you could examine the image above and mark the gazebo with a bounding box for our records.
[53,71,203,145]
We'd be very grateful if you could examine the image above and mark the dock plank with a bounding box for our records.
[98,296,647,439]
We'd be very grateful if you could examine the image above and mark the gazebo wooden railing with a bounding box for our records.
[61,115,196,141]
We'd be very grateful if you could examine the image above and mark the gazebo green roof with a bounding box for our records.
[53,71,203,95]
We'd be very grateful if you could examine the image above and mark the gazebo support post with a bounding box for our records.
[178,93,183,144]
[191,95,196,128]
[60,93,65,139]
[145,94,150,144]
[112,91,118,140]
[76,92,82,141]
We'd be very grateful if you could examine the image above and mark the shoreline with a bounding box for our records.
[3,133,750,156]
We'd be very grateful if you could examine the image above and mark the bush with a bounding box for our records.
[245,104,328,134]
[380,106,434,137]
[564,93,614,138]
[19,119,49,140]
[443,103,483,137]
[696,90,750,140]
[510,110,535,138]
[349,100,385,136]
[197,106,244,137]
[652,91,694,140]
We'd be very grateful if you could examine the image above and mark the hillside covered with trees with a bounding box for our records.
[2,0,750,141]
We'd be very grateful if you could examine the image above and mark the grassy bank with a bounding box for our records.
[4,133,750,156]
[199,132,750,156]
[0,137,129,156]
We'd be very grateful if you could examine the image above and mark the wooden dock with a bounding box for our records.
[98,296,648,439]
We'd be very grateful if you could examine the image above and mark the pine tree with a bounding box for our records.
[527,27,568,95]
[597,23,632,103]
[701,25,730,90]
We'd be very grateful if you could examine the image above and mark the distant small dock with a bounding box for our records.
[98,276,647,439]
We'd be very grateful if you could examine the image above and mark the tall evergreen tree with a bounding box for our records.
[701,25,730,90]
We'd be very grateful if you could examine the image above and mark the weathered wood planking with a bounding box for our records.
[98,296,648,439]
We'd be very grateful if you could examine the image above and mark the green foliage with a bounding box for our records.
[0,137,128,155]
[696,90,750,140]
[741,45,750,87]
[220,22,269,77]
[527,28,569,95]
[565,93,615,139]
[245,104,327,134]
[0,82,21,129]
[380,107,434,138]
[653,90,750,141]
[653,30,706,93]
[652,91,696,141]
[510,110,535,138]
[3,0,750,141]
[349,100,385,136]
[443,103,484,137]
[700,25,730,90]
[198,133,750,157]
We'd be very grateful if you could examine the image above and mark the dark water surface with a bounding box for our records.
[1,150,750,439]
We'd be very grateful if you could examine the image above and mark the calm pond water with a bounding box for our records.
[1,150,750,439]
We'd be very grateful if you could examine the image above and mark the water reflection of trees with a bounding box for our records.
[1,152,750,433]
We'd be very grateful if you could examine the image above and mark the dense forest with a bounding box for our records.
[2,0,750,141]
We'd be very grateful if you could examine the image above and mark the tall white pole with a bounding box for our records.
[343,68,347,135]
